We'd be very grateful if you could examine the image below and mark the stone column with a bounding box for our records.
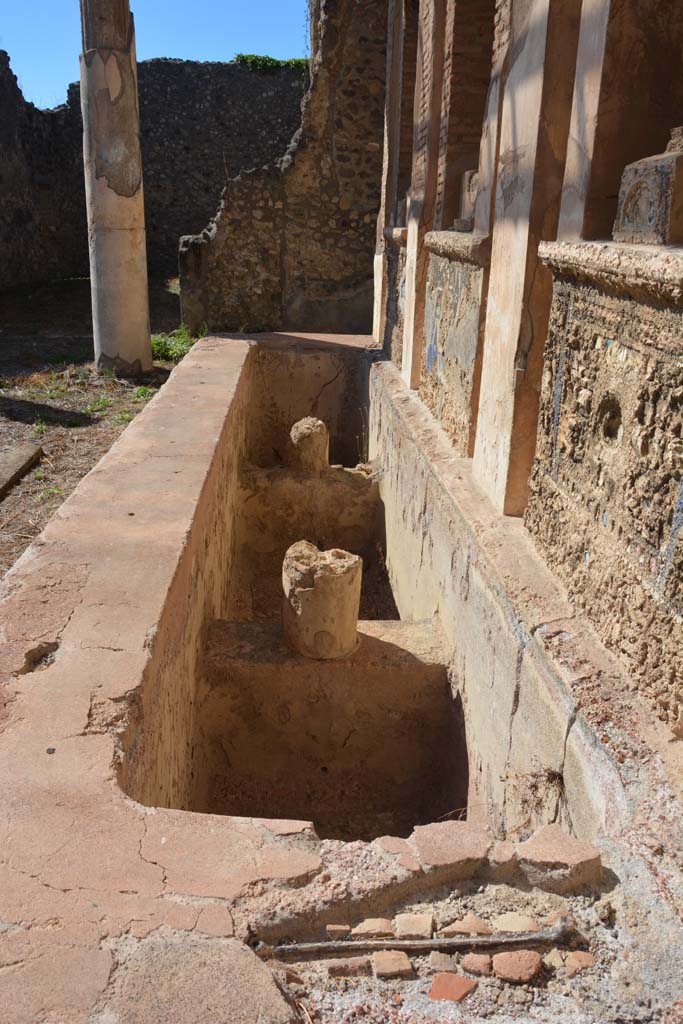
[80,0,152,375]
[400,0,447,388]
[472,0,582,515]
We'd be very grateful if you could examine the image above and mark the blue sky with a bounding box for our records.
[1,0,309,109]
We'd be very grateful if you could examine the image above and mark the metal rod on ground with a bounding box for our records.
[258,915,576,960]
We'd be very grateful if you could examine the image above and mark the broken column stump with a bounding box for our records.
[287,417,330,472]
[282,541,361,659]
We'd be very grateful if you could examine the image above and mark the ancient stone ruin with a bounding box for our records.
[0,0,682,1022]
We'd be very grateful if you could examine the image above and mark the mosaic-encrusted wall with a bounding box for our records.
[526,269,683,734]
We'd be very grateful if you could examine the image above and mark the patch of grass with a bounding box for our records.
[38,486,62,502]
[83,396,112,415]
[33,421,47,437]
[150,324,200,364]
[132,385,153,402]
[115,412,134,425]
[234,52,309,73]
[34,470,46,482]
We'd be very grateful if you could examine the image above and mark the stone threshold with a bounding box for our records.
[539,239,683,306]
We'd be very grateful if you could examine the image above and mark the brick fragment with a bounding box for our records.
[565,950,595,977]
[489,840,518,878]
[372,950,413,979]
[327,956,372,978]
[394,912,433,939]
[410,822,491,877]
[461,953,491,976]
[375,835,422,873]
[543,948,565,970]
[429,973,478,1002]
[492,911,539,933]
[492,950,543,984]
[326,924,351,939]
[440,911,491,936]
[351,918,393,938]
[517,824,602,893]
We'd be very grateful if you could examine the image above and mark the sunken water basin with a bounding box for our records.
[196,619,468,840]
[118,336,469,840]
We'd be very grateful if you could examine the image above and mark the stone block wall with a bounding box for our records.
[525,243,683,736]
[375,0,683,736]
[0,52,307,291]
[179,0,386,335]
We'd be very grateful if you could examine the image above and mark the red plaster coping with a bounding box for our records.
[539,240,683,306]
[424,229,491,267]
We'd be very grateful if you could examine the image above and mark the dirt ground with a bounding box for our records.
[0,278,181,576]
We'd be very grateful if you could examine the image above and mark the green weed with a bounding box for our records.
[83,396,112,415]
[38,486,62,502]
[150,324,200,364]
[132,385,153,402]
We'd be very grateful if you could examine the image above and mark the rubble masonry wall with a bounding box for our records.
[0,51,307,289]
[178,0,386,335]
